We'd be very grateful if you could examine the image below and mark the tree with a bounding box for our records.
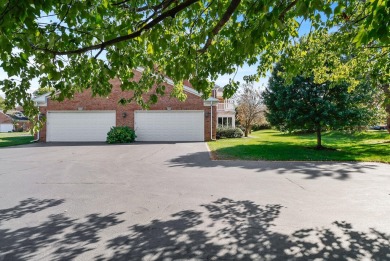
[33,87,54,97]
[236,83,264,137]
[0,96,5,111]
[0,0,388,129]
[273,15,389,132]
[263,64,380,149]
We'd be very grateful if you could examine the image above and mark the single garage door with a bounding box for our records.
[0,123,13,133]
[134,110,204,141]
[47,111,116,142]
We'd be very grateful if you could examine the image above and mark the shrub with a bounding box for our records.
[106,126,136,144]
[251,123,271,131]
[216,127,244,139]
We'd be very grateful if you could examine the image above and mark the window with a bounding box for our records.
[218,117,233,128]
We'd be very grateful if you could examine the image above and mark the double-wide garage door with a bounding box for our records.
[135,111,204,141]
[46,110,204,142]
[47,111,116,142]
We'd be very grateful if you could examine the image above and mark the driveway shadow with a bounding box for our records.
[0,198,64,223]
[0,198,389,260]
[168,151,381,180]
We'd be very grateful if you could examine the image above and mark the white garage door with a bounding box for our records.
[47,111,116,142]
[0,124,13,133]
[134,111,204,141]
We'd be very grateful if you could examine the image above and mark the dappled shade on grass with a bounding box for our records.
[208,130,390,163]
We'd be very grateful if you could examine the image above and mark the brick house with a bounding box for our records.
[33,69,220,142]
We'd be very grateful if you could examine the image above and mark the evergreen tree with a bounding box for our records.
[263,64,379,149]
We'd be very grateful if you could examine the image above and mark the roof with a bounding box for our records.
[32,92,51,106]
[7,114,29,121]
[33,69,205,108]
[135,67,202,97]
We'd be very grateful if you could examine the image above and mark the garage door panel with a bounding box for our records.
[47,111,116,142]
[135,111,204,141]
[0,124,13,133]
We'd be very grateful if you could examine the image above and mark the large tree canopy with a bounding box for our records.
[0,0,389,125]
[263,64,382,149]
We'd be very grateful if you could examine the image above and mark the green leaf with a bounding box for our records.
[147,43,154,55]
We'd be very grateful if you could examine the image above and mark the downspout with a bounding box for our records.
[210,101,216,141]
[210,103,213,140]
[31,106,40,142]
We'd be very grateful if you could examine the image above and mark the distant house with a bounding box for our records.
[0,111,13,132]
[213,86,236,128]
[7,112,31,132]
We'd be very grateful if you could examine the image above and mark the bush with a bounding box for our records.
[216,127,244,139]
[251,123,271,131]
[106,126,136,144]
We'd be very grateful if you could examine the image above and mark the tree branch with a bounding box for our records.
[198,0,242,53]
[278,0,298,22]
[113,0,170,12]
[32,0,199,56]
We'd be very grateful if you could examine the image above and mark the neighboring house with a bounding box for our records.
[0,111,13,132]
[7,112,31,132]
[33,70,219,142]
[213,86,236,128]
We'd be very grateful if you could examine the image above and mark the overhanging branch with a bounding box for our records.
[197,0,242,53]
[32,0,199,56]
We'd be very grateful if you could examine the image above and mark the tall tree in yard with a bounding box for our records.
[236,83,264,137]
[263,64,379,149]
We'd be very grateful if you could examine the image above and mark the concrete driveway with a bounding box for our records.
[0,142,389,260]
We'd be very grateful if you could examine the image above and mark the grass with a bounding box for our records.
[207,130,390,163]
[0,132,34,147]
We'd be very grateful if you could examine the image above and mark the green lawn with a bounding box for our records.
[0,132,34,147]
[208,130,390,163]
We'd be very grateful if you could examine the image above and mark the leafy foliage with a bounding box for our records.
[33,87,55,97]
[106,126,136,144]
[216,127,243,139]
[0,0,388,130]
[0,95,4,111]
[251,123,271,131]
[263,64,380,148]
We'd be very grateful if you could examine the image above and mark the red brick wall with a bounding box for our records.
[39,71,216,141]
[14,121,31,132]
[0,112,12,124]
[35,107,47,141]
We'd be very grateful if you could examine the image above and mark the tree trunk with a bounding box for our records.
[316,125,322,149]
[245,128,249,137]
[384,85,390,133]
